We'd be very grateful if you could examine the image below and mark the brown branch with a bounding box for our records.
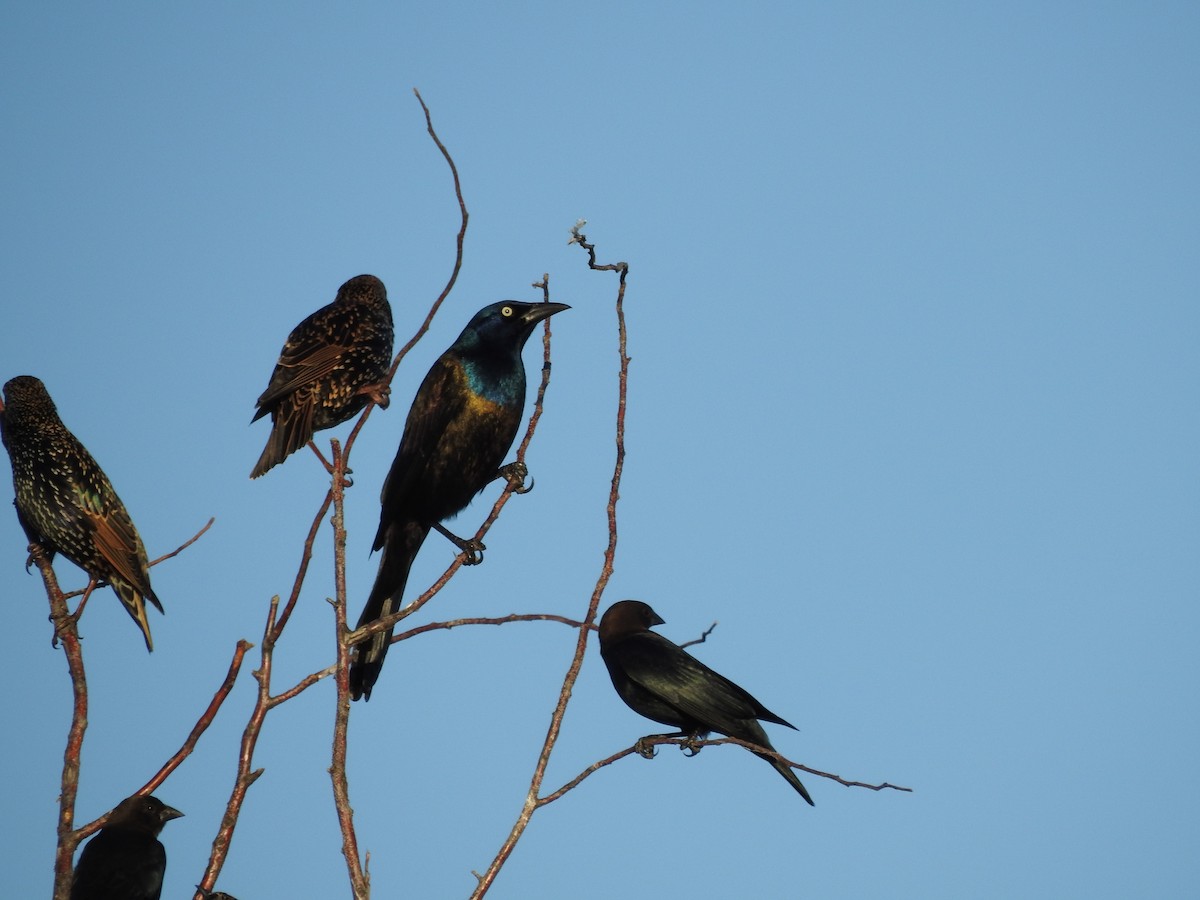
[471,228,631,898]
[148,517,215,567]
[195,597,278,896]
[33,544,87,900]
[62,517,215,602]
[535,746,642,806]
[392,613,591,643]
[138,641,252,798]
[327,440,369,898]
[538,735,911,805]
[271,490,333,641]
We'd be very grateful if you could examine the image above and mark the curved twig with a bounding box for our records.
[471,228,630,898]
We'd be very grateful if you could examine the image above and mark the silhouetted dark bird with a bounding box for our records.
[598,600,815,805]
[70,794,183,900]
[350,300,570,700]
[196,889,239,900]
[251,273,394,478]
[1,376,163,651]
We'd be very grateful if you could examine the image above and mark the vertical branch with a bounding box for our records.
[471,231,630,898]
[328,440,369,898]
[37,546,87,900]
[194,599,276,897]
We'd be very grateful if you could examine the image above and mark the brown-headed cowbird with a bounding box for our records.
[598,599,815,805]
[1,376,163,650]
[251,273,394,478]
[71,794,183,900]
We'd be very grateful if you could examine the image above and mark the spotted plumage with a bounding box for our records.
[251,273,395,478]
[1,376,163,650]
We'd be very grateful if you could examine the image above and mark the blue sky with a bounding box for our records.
[3,3,1197,897]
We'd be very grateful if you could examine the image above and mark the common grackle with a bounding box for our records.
[350,300,569,700]
[598,600,815,804]
[70,794,183,900]
[251,273,394,478]
[1,376,164,651]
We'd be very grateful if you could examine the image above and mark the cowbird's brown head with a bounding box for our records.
[105,794,184,837]
[598,600,666,645]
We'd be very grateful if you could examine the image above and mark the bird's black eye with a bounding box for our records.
[501,305,514,317]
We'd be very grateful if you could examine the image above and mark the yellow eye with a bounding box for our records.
[501,305,514,317]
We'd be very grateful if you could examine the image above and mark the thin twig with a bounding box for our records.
[139,641,252,798]
[392,613,591,643]
[148,517,216,567]
[538,735,912,804]
[678,621,718,650]
[471,228,630,898]
[195,597,278,897]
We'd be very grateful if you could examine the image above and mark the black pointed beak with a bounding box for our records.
[160,805,185,823]
[521,302,570,326]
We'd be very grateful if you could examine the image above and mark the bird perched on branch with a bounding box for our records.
[251,273,394,478]
[350,299,570,701]
[1,375,164,651]
[70,794,183,900]
[598,600,815,805]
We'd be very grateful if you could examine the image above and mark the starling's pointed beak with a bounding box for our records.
[521,302,570,326]
[160,805,185,823]
[650,611,666,627]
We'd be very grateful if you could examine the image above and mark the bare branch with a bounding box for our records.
[327,440,369,898]
[148,517,215,567]
[471,228,631,898]
[678,620,718,650]
[32,544,87,900]
[139,641,252,798]
[392,613,591,643]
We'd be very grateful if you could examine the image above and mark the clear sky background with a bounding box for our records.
[3,4,1197,898]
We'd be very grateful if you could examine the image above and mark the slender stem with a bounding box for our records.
[471,232,630,898]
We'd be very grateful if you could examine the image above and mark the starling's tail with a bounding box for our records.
[111,580,158,653]
[250,399,315,479]
[349,520,429,701]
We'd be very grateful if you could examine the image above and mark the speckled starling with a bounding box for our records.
[250,273,394,478]
[70,794,183,900]
[1,376,163,651]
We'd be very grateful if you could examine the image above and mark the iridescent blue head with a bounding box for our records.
[451,300,571,357]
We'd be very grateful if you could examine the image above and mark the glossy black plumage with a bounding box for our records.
[251,273,394,478]
[598,600,815,805]
[70,794,183,900]
[1,376,163,650]
[350,300,570,700]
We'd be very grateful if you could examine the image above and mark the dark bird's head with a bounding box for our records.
[453,301,570,356]
[599,600,666,645]
[334,273,390,311]
[2,375,59,426]
[105,794,184,837]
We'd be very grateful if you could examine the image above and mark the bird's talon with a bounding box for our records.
[635,737,658,759]
[497,461,530,493]
[459,539,486,566]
